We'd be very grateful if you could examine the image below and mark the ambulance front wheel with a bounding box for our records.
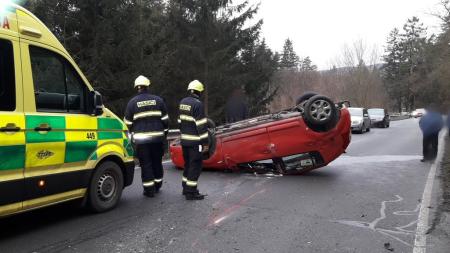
[88,161,124,212]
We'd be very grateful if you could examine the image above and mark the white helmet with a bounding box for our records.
[134,75,151,88]
[187,80,204,92]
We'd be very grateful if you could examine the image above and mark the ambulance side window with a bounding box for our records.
[30,46,87,113]
[0,39,15,111]
[65,63,87,113]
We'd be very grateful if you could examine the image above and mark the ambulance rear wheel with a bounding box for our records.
[88,161,124,213]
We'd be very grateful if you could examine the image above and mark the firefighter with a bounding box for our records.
[178,80,209,200]
[124,75,169,197]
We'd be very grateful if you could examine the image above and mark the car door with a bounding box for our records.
[21,44,92,209]
[221,126,272,167]
[0,35,26,216]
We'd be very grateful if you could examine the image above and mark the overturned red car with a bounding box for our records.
[170,95,351,174]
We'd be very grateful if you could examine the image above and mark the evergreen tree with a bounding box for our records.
[400,17,428,110]
[280,38,299,69]
[162,0,266,122]
[240,40,279,116]
[382,28,404,111]
[382,17,428,111]
[299,56,317,71]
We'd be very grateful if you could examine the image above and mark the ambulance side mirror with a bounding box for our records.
[88,91,104,116]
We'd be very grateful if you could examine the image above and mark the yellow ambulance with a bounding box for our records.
[0,3,135,217]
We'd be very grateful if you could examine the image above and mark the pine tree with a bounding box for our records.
[299,56,317,71]
[400,17,428,110]
[240,40,279,116]
[163,0,265,121]
[382,17,428,111]
[280,38,299,69]
[382,28,404,111]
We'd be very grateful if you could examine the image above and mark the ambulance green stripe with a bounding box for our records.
[26,115,65,143]
[98,131,123,140]
[98,118,123,130]
[65,141,97,163]
[90,153,97,161]
[124,139,134,156]
[0,145,25,170]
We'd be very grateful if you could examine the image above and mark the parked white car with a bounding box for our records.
[412,108,426,118]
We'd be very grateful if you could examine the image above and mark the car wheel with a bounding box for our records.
[296,91,318,105]
[88,161,124,213]
[303,95,338,132]
[207,118,216,129]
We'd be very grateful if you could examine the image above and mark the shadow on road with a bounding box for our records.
[0,201,86,240]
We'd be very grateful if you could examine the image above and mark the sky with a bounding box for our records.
[248,0,444,70]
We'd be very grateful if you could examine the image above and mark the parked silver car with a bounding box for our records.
[368,108,390,128]
[349,107,371,133]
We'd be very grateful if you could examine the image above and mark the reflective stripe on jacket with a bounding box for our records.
[124,91,169,144]
[178,94,209,147]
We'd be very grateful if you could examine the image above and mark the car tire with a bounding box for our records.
[88,161,124,213]
[296,91,318,105]
[207,118,216,129]
[303,95,338,132]
[201,119,217,161]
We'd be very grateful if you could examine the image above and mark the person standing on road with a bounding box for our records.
[178,80,209,200]
[225,88,248,123]
[124,75,169,197]
[419,104,444,162]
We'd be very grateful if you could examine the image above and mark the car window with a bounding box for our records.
[348,108,363,116]
[0,39,15,111]
[30,46,87,113]
[65,64,86,113]
[368,109,384,116]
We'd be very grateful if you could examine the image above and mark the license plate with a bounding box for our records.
[300,159,313,167]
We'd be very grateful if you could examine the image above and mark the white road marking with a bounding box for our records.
[413,130,447,253]
[330,155,422,166]
[333,195,420,247]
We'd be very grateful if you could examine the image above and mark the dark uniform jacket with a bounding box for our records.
[225,96,248,123]
[124,91,169,144]
[178,94,209,147]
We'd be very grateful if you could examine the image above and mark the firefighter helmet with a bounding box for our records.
[134,75,151,88]
[187,80,204,92]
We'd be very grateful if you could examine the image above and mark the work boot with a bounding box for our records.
[155,184,162,194]
[185,192,206,200]
[143,187,155,198]
[182,187,199,196]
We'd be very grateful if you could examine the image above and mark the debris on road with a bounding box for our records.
[383,242,394,251]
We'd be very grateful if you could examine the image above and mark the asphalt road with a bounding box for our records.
[0,118,436,253]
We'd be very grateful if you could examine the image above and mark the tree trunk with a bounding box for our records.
[204,59,209,115]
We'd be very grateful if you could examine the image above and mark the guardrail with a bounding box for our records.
[390,115,411,121]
